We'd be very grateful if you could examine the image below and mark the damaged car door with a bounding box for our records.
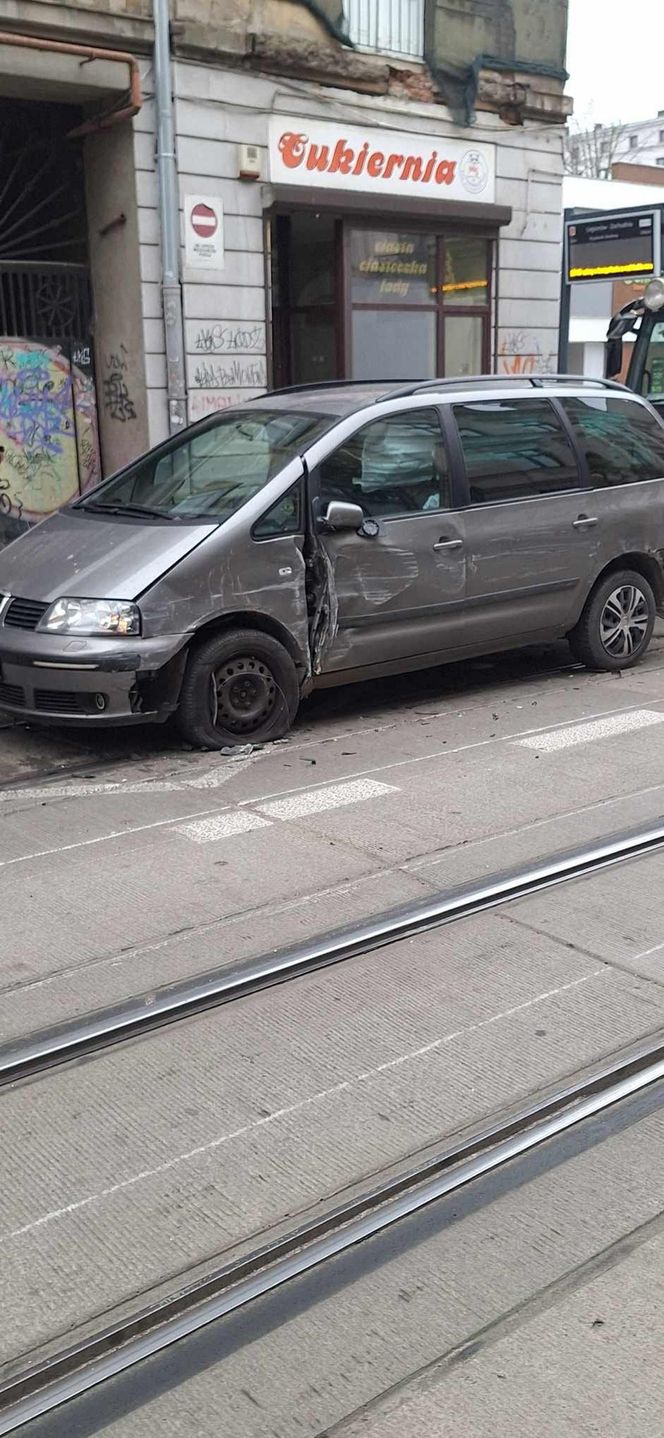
[307,405,467,678]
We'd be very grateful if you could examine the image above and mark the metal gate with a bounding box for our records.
[0,262,101,546]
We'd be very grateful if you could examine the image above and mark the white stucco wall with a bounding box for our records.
[133,62,566,441]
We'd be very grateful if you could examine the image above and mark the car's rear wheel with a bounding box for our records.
[569,569,656,671]
[176,629,300,748]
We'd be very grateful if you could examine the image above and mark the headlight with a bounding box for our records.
[40,598,141,637]
[644,277,664,313]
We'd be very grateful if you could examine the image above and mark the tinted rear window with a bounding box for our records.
[453,399,580,504]
[560,397,664,487]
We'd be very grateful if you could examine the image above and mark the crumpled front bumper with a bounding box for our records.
[0,628,189,725]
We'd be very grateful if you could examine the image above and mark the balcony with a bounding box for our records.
[344,0,425,61]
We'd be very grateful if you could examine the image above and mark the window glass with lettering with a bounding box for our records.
[560,396,664,486]
[350,230,436,306]
[317,409,451,518]
[453,399,580,504]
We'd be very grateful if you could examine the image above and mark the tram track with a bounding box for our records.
[1,1031,662,1434]
[4,817,664,1090]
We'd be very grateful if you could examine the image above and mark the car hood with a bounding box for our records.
[0,510,218,604]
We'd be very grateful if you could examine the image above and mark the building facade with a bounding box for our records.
[567,113,664,179]
[0,0,570,547]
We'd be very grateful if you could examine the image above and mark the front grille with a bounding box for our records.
[33,690,98,715]
[0,682,26,708]
[4,597,49,630]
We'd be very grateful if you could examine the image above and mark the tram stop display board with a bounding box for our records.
[565,209,660,284]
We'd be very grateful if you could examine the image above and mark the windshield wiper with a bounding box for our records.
[79,501,177,521]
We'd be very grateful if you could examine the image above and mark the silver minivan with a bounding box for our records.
[1,375,664,748]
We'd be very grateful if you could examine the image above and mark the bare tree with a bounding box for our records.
[564,120,630,179]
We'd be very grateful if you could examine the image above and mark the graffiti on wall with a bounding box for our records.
[103,343,137,423]
[188,389,260,422]
[0,340,101,537]
[498,332,556,376]
[193,324,265,355]
[192,359,267,391]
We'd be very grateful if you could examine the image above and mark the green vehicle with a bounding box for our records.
[606,276,664,419]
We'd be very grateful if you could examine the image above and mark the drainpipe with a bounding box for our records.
[153,0,187,433]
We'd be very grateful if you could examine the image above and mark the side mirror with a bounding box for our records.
[605,337,623,378]
[321,500,365,532]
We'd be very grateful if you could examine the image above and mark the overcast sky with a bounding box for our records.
[566,0,664,126]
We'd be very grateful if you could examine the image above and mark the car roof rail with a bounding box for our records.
[258,379,414,399]
[385,374,632,400]
[253,374,633,404]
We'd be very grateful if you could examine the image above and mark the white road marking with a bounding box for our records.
[627,940,664,964]
[516,709,664,753]
[176,811,271,844]
[0,750,263,805]
[176,779,399,844]
[0,969,605,1245]
[5,771,664,1005]
[2,700,662,871]
[238,702,664,812]
[257,777,398,821]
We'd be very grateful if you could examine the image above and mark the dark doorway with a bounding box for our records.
[0,99,101,547]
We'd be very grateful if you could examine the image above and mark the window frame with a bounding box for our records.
[444,395,589,509]
[251,478,304,541]
[309,403,464,524]
[343,221,493,381]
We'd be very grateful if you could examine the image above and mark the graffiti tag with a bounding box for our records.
[103,344,137,422]
[192,358,267,390]
[498,331,555,376]
[194,324,264,355]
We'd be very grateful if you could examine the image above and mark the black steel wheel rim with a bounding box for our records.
[211,656,278,734]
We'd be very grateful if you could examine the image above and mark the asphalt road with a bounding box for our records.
[2,635,664,1435]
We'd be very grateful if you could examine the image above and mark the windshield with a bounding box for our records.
[77,409,330,521]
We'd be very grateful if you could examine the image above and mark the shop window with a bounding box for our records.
[352,309,437,380]
[444,315,484,378]
[270,218,493,389]
[349,228,491,382]
[444,237,490,307]
[344,0,424,59]
[350,230,436,307]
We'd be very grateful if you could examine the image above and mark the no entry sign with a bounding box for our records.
[191,203,218,238]
[184,195,224,270]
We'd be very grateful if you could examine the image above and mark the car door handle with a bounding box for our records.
[573,516,598,529]
[433,538,463,551]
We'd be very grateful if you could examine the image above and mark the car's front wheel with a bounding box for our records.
[569,569,656,671]
[176,628,300,748]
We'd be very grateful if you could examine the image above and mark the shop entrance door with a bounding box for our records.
[271,212,340,389]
